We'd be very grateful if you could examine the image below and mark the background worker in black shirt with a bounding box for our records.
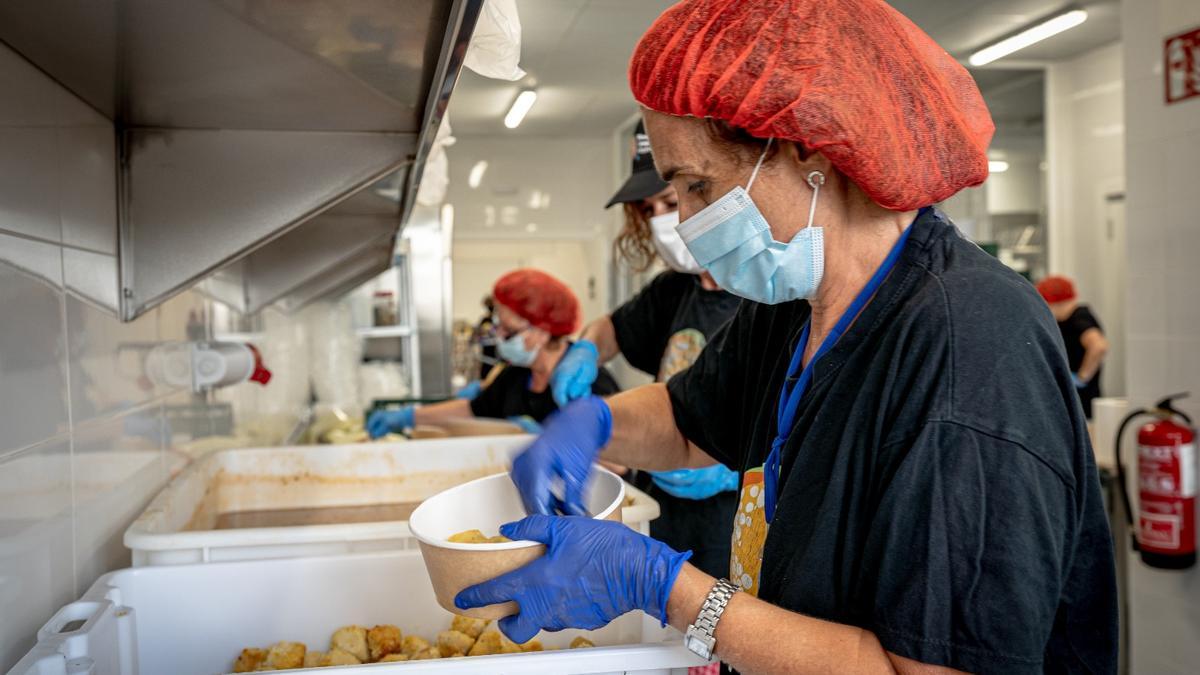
[550,121,742,577]
[1037,275,1109,418]
[456,2,1117,673]
[367,269,618,437]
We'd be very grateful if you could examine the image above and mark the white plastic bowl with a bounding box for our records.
[409,467,625,618]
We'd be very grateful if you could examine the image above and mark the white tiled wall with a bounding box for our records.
[1122,1,1200,673]
[1046,41,1125,298]
[0,44,210,670]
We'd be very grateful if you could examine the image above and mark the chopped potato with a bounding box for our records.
[447,529,488,543]
[302,651,324,668]
[234,647,267,673]
[520,639,544,652]
[330,626,369,662]
[468,631,502,656]
[469,630,522,656]
[401,634,431,657]
[569,636,596,649]
[379,654,409,662]
[437,630,475,657]
[264,641,306,669]
[450,614,489,639]
[412,646,442,660]
[486,536,511,543]
[367,625,403,661]
[321,649,361,666]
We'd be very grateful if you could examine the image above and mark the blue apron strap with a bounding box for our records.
[763,217,919,522]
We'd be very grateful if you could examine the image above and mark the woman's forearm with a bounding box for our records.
[412,399,473,426]
[1078,328,1108,382]
[601,384,716,471]
[666,565,943,675]
[579,316,622,363]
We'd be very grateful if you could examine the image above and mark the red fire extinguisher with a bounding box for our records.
[1115,393,1196,569]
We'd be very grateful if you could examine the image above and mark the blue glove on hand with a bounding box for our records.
[650,464,740,500]
[507,415,544,434]
[550,340,600,407]
[511,396,612,516]
[455,381,484,400]
[1072,373,1088,389]
[454,515,692,644]
[366,406,415,438]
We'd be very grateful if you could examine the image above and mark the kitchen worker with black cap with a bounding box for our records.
[454,1,1118,673]
[551,121,741,578]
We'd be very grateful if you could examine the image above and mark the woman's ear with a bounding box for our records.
[781,141,833,177]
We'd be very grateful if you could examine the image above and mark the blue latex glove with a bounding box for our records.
[550,340,600,407]
[366,406,415,438]
[1072,373,1088,389]
[455,380,484,400]
[510,396,612,516]
[455,515,692,644]
[507,415,544,434]
[650,464,740,500]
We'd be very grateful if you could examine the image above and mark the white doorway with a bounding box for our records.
[1096,192,1126,396]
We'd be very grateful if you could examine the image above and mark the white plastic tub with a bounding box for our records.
[9,550,708,675]
[125,437,660,565]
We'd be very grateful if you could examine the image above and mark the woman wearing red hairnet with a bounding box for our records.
[456,2,1117,673]
[366,269,619,437]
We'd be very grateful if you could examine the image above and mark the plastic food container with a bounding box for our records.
[125,438,660,565]
[9,550,708,675]
[409,468,625,619]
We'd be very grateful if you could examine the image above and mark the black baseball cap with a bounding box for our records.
[605,121,670,209]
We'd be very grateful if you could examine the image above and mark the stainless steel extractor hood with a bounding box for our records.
[0,0,481,320]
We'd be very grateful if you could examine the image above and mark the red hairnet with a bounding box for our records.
[1036,276,1077,304]
[629,0,995,211]
[493,269,580,337]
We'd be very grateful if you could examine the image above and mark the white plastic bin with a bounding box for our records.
[9,550,708,675]
[125,437,660,565]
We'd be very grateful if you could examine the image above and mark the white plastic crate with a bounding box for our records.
[9,550,708,675]
[125,437,660,565]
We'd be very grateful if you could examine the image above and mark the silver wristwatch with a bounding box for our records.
[684,578,739,660]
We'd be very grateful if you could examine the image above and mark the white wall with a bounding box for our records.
[1047,42,1126,297]
[0,42,215,670]
[1121,1,1200,673]
[987,157,1044,215]
[451,238,609,327]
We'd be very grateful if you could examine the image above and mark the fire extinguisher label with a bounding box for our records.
[1140,513,1182,549]
[1138,443,1195,497]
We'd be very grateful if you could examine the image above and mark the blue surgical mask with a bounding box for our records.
[677,139,826,305]
[497,331,539,367]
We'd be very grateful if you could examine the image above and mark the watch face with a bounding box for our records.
[686,633,713,659]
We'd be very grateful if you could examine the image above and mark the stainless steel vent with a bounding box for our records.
[0,0,481,320]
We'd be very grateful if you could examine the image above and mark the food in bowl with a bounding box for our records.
[447,528,511,544]
[408,468,626,619]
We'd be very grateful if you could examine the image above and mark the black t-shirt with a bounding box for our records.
[667,209,1117,673]
[469,360,619,422]
[611,271,741,381]
[1058,305,1103,417]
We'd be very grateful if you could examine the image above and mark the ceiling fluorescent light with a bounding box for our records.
[468,161,488,189]
[504,90,538,129]
[989,160,1010,173]
[969,9,1088,67]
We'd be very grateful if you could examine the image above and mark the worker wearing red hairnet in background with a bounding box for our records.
[1036,275,1110,419]
[366,269,619,437]
[457,2,1117,673]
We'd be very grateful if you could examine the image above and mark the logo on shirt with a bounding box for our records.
[658,328,707,381]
